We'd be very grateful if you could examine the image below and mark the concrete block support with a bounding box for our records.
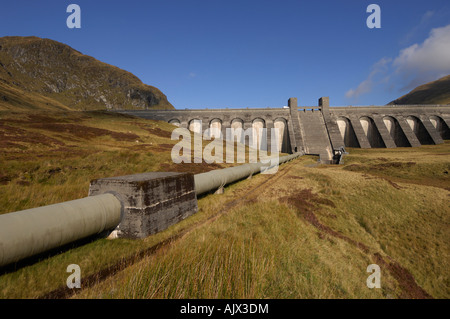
[396,116,422,147]
[372,116,397,148]
[420,116,444,145]
[319,97,330,115]
[89,172,198,239]
[320,97,345,150]
[288,97,304,152]
[348,116,372,148]
[442,115,450,129]
[265,120,274,152]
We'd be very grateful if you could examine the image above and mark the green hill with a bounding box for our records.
[0,36,173,111]
[389,75,450,105]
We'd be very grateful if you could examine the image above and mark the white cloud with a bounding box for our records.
[345,58,391,99]
[346,24,450,100]
[393,24,450,89]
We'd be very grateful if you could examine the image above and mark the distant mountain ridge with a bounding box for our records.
[389,75,450,105]
[0,36,174,111]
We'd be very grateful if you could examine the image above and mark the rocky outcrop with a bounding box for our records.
[0,36,174,110]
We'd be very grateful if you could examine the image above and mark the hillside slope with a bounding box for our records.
[389,75,450,105]
[1,141,448,299]
[0,36,173,111]
[0,110,235,215]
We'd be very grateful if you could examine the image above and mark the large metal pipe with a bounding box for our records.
[0,154,301,267]
[0,193,122,267]
[194,152,302,196]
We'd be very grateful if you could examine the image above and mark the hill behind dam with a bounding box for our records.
[389,75,450,105]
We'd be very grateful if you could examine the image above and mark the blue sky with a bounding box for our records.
[1,0,449,108]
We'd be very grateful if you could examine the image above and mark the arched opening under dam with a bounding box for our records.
[336,117,360,148]
[429,115,450,140]
[209,118,222,139]
[229,118,244,144]
[168,119,181,127]
[273,118,290,153]
[383,116,410,147]
[188,119,202,135]
[406,116,434,145]
[360,116,386,148]
[252,118,266,151]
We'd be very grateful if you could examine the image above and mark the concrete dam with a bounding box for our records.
[2,96,449,267]
[116,97,450,163]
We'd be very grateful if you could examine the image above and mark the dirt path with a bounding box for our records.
[282,186,433,299]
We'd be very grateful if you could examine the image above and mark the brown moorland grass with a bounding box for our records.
[0,109,264,298]
[0,111,448,299]
[72,142,448,299]
[0,110,247,214]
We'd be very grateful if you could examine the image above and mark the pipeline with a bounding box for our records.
[0,193,122,267]
[194,152,303,196]
[0,152,302,268]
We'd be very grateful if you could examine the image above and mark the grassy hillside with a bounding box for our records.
[0,110,236,215]
[70,144,449,299]
[389,75,450,105]
[0,81,72,111]
[0,36,174,111]
[0,120,448,299]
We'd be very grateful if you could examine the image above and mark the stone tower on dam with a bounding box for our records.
[116,97,450,163]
